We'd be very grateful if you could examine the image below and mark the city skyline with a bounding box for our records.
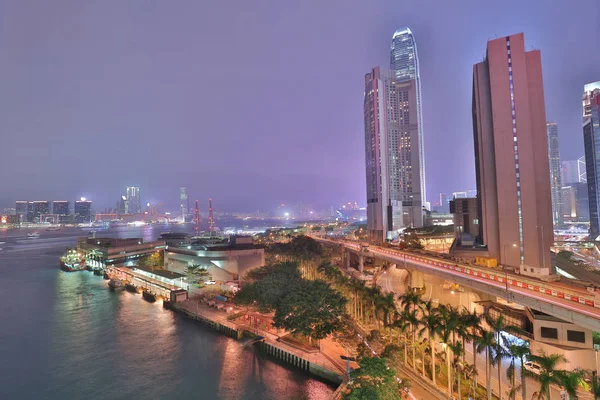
[1,1,598,211]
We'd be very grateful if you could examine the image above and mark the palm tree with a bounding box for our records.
[380,292,397,330]
[485,313,523,400]
[419,300,441,385]
[527,351,568,400]
[506,341,529,400]
[561,368,589,400]
[450,340,465,400]
[399,291,422,372]
[459,308,479,363]
[461,309,482,393]
[391,311,412,368]
[438,304,461,397]
[476,330,496,400]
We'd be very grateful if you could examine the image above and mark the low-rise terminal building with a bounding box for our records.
[77,237,165,268]
[164,236,264,283]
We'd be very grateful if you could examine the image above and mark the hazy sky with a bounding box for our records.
[1,0,599,211]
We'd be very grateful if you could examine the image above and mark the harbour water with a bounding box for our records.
[0,225,334,399]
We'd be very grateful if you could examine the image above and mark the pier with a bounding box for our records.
[102,269,344,387]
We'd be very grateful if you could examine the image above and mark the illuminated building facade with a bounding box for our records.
[118,196,128,214]
[52,201,70,216]
[472,33,554,277]
[15,201,28,223]
[562,157,586,184]
[74,200,92,223]
[364,29,425,243]
[546,123,563,226]
[126,186,141,214]
[390,27,426,224]
[583,91,600,238]
[31,201,50,223]
[180,187,189,219]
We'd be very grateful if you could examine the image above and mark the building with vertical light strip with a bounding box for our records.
[546,122,563,227]
[472,33,554,278]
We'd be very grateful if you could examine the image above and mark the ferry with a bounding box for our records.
[108,279,125,291]
[60,250,86,272]
[27,232,40,238]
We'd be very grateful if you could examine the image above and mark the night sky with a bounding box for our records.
[1,1,598,211]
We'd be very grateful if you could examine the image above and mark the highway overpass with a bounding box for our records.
[312,236,600,332]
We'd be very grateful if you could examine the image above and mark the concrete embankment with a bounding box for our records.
[171,302,343,386]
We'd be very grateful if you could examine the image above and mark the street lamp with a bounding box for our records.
[503,243,517,299]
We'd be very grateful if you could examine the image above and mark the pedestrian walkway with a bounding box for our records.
[178,298,344,375]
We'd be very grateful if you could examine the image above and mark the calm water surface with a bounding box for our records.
[0,225,334,399]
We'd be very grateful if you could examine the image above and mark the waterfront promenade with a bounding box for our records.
[175,297,444,400]
[176,297,346,377]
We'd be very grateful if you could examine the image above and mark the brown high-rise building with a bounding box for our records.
[472,33,554,277]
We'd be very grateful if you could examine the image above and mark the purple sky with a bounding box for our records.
[1,1,599,212]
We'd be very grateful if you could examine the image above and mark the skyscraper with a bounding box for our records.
[118,196,128,214]
[180,187,189,219]
[364,28,425,243]
[74,199,92,223]
[583,81,600,118]
[15,201,28,224]
[126,186,141,214]
[546,123,563,226]
[52,201,69,215]
[583,90,600,238]
[364,67,391,242]
[32,201,50,223]
[562,157,586,184]
[472,33,554,277]
[390,27,426,226]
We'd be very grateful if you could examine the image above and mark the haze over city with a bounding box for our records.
[1,0,598,211]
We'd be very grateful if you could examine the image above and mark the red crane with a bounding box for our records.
[194,200,200,236]
[208,198,214,235]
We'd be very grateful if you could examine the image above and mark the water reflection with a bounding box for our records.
[0,226,335,400]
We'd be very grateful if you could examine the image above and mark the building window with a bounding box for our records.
[540,327,558,339]
[567,330,586,343]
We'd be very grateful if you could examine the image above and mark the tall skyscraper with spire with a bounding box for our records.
[364,27,424,243]
[390,27,426,219]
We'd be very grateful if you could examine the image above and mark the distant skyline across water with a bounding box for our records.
[1,1,598,211]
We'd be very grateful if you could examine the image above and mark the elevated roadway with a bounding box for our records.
[312,236,600,332]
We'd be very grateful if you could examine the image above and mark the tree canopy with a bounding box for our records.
[344,357,404,400]
[273,279,346,340]
[235,260,346,340]
[268,235,324,260]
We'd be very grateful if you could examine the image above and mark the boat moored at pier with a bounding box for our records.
[59,250,86,272]
[108,279,125,291]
